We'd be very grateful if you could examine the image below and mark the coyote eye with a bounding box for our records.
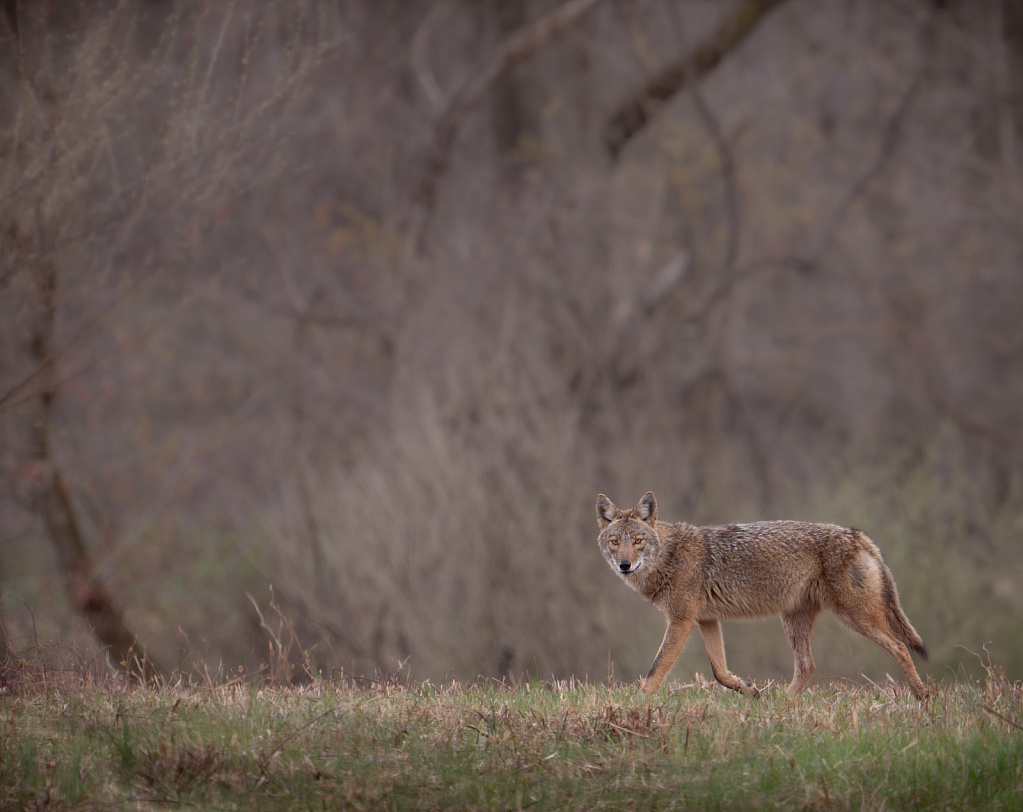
[608,536,619,549]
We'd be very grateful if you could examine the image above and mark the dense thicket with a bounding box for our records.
[1,0,1021,685]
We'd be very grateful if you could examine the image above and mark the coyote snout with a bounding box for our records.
[596,492,929,700]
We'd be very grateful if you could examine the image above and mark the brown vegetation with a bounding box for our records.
[1,0,1022,688]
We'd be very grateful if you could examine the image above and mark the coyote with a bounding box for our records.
[596,492,928,699]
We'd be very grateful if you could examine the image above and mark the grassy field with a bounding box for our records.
[1,665,1021,811]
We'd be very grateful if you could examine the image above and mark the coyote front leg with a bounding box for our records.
[642,617,695,694]
[699,619,760,697]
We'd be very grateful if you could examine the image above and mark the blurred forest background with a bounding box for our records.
[2,0,1022,689]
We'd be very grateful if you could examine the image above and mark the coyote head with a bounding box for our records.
[595,492,660,579]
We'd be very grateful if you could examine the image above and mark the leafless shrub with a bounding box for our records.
[3,0,1023,687]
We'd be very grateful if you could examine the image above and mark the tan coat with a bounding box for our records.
[596,492,928,699]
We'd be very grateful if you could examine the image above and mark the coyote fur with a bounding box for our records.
[596,492,928,699]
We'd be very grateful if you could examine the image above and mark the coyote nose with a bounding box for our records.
[619,561,632,573]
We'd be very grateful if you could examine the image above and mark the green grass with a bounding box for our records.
[1,668,1021,811]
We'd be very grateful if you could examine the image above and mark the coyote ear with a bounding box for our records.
[596,494,619,529]
[636,492,657,524]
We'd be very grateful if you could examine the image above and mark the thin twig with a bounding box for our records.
[604,721,652,739]
[859,670,898,704]
[982,704,1023,733]
[258,707,338,776]
[192,0,238,152]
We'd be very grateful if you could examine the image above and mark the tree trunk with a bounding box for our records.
[30,259,161,682]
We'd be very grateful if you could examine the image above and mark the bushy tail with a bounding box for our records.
[881,567,928,660]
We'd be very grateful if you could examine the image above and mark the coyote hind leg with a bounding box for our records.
[780,604,820,697]
[698,620,759,697]
[836,608,928,700]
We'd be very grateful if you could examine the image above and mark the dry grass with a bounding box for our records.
[1,659,1021,811]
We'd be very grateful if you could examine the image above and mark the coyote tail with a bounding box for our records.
[881,565,928,660]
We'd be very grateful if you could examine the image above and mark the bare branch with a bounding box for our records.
[684,86,742,323]
[806,68,928,263]
[605,0,790,160]
[407,0,608,259]
[27,259,163,682]
[0,0,18,41]
[410,2,450,115]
